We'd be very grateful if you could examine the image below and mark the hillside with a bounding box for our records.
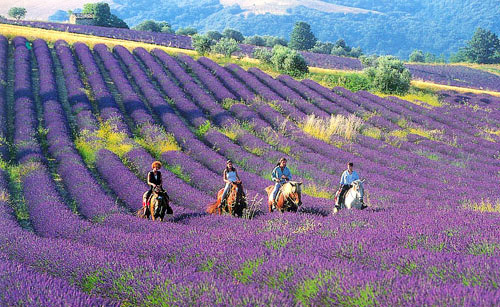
[1,23,500,305]
[108,0,500,58]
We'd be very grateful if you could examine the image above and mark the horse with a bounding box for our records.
[265,181,302,213]
[137,185,172,221]
[206,183,247,217]
[333,179,366,214]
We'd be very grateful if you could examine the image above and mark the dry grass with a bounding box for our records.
[463,199,500,213]
[411,80,500,98]
[300,114,363,143]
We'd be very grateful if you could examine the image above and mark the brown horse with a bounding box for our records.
[265,181,303,213]
[206,183,246,217]
[137,186,172,221]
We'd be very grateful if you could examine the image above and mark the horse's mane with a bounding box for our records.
[281,181,301,197]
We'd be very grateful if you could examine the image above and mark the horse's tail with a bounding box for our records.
[206,200,220,214]
[207,189,224,214]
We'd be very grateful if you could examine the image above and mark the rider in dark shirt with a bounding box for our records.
[145,161,163,205]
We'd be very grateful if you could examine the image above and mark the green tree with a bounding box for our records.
[244,35,266,46]
[424,52,437,63]
[263,36,287,47]
[8,7,27,20]
[206,30,223,41]
[82,2,127,28]
[222,28,244,43]
[409,49,425,62]
[176,27,198,36]
[310,41,334,54]
[253,47,272,64]
[463,28,500,64]
[134,20,161,32]
[192,34,214,55]
[289,21,317,51]
[364,56,411,94]
[271,45,309,77]
[212,38,240,57]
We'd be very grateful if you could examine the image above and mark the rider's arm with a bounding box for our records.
[272,167,280,183]
[223,169,230,184]
[235,170,241,182]
[147,172,155,188]
[339,171,346,186]
[284,167,292,181]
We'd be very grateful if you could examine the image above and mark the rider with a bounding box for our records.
[145,161,163,207]
[220,160,242,207]
[337,162,359,208]
[271,157,292,208]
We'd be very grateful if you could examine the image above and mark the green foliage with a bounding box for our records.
[222,28,244,43]
[253,47,273,64]
[8,7,27,20]
[81,269,107,294]
[205,30,222,41]
[244,35,266,46]
[133,20,172,33]
[364,56,411,94]
[409,49,425,62]
[289,21,317,51]
[310,41,334,54]
[167,165,191,183]
[294,271,335,305]
[192,34,214,55]
[211,38,241,57]
[463,27,500,64]
[262,35,288,47]
[82,3,128,28]
[328,39,363,58]
[176,27,198,36]
[195,120,211,137]
[232,258,264,284]
[271,45,309,77]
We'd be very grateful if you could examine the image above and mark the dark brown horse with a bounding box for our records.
[206,183,246,217]
[265,181,302,213]
[137,186,172,221]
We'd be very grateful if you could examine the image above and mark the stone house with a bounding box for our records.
[69,13,95,25]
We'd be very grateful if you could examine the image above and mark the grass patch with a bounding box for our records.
[379,87,442,107]
[300,114,363,143]
[361,126,383,139]
[233,257,264,284]
[135,123,180,158]
[166,164,191,183]
[303,183,333,199]
[195,120,211,138]
[75,120,135,164]
[463,198,500,213]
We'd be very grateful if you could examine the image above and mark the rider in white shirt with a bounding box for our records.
[337,162,359,207]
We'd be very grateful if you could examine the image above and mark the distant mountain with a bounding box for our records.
[84,0,500,58]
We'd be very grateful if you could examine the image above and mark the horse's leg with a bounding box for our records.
[150,201,156,221]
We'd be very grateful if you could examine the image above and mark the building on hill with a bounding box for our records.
[69,13,95,25]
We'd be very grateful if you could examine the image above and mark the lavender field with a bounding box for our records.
[1,34,500,305]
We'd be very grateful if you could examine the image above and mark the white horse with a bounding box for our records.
[333,179,366,214]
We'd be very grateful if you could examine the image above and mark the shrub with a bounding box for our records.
[364,56,411,94]
[192,34,214,55]
[253,47,272,64]
[271,45,308,77]
[211,38,240,57]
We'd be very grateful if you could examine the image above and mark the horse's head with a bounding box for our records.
[282,181,302,207]
[351,179,365,204]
